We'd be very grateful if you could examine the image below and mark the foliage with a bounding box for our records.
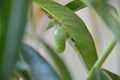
[0,0,120,80]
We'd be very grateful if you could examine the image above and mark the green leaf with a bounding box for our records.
[46,0,86,30]
[65,0,86,12]
[21,43,61,80]
[33,0,98,71]
[91,68,109,80]
[102,69,120,80]
[0,0,11,66]
[81,0,120,40]
[1,0,29,79]
[0,17,1,55]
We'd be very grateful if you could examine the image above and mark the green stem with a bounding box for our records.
[86,37,117,80]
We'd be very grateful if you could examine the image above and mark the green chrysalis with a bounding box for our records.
[54,27,66,53]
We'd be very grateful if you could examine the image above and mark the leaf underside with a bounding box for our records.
[33,0,98,70]
[46,0,86,30]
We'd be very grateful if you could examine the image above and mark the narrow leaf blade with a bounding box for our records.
[0,0,11,67]
[1,0,29,79]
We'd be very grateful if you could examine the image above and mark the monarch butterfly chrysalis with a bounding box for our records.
[54,27,66,53]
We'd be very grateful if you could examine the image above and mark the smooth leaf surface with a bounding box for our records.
[21,43,61,80]
[102,69,120,80]
[0,0,11,67]
[33,0,98,71]
[46,0,86,30]
[65,0,86,12]
[1,0,29,79]
[81,0,120,40]
[0,0,12,78]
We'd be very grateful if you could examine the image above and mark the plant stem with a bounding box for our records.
[86,37,117,80]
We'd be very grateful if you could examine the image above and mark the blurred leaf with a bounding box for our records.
[33,0,98,71]
[1,0,29,79]
[102,68,120,80]
[65,0,86,12]
[14,61,33,80]
[34,36,72,80]
[0,0,11,66]
[21,43,61,80]
[46,21,54,30]
[0,4,10,76]
[81,0,120,40]
[91,68,109,80]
